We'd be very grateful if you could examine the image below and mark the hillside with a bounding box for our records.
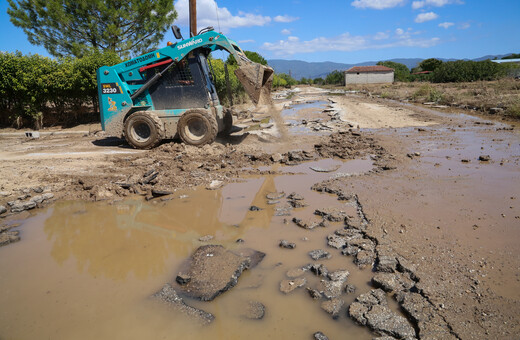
[267,54,514,80]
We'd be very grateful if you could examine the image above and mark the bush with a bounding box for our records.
[0,51,120,128]
[432,60,505,83]
[377,61,410,82]
[325,70,344,85]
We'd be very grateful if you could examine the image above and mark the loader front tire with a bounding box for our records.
[178,109,218,146]
[124,111,164,149]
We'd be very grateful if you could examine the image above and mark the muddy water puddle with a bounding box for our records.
[281,101,329,134]
[0,158,380,340]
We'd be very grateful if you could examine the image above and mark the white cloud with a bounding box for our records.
[351,0,405,10]
[238,39,255,44]
[374,32,390,40]
[412,0,463,9]
[281,29,291,35]
[262,30,440,56]
[273,15,299,23]
[415,12,438,23]
[438,22,454,29]
[459,22,470,29]
[174,0,271,32]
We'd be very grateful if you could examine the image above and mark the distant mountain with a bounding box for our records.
[267,54,515,80]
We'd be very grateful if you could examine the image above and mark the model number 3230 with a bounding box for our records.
[101,83,121,94]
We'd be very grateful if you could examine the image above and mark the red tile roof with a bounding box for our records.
[345,66,394,73]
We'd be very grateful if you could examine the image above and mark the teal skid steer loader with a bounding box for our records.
[97,26,273,149]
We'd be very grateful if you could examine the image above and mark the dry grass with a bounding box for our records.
[343,79,520,119]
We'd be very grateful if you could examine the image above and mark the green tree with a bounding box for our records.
[7,0,177,58]
[418,58,443,72]
[313,77,324,85]
[276,73,297,87]
[325,70,344,85]
[502,53,520,60]
[377,61,410,82]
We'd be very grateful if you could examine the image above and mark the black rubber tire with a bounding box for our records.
[177,109,218,146]
[123,111,164,149]
[220,108,234,136]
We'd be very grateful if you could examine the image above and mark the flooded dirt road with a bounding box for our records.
[1,86,519,339]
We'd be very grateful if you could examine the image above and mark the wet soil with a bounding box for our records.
[1,86,519,339]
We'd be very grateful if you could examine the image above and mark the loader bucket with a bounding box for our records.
[235,62,274,105]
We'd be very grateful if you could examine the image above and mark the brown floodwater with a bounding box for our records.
[0,158,388,340]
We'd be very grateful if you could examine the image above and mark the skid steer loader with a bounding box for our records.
[97,26,273,149]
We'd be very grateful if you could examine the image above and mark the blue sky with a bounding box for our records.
[1,0,519,63]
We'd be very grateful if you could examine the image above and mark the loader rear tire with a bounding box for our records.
[124,111,164,149]
[178,109,218,146]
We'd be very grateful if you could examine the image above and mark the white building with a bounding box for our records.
[344,66,394,84]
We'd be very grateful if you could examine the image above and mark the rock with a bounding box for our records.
[288,199,307,208]
[271,153,283,162]
[320,270,349,299]
[199,235,214,242]
[309,165,340,173]
[267,200,280,205]
[0,205,7,215]
[327,234,347,249]
[0,191,10,197]
[240,301,266,320]
[461,159,470,163]
[232,248,266,268]
[152,189,173,197]
[309,249,331,261]
[175,245,255,301]
[376,245,397,273]
[32,187,43,193]
[321,298,344,319]
[280,278,307,294]
[313,331,329,340]
[152,284,214,325]
[266,191,285,200]
[10,200,36,213]
[0,230,20,247]
[479,155,491,161]
[345,284,357,294]
[279,240,296,249]
[372,273,400,292]
[396,291,456,339]
[308,263,329,277]
[206,180,223,190]
[287,268,306,278]
[489,107,503,114]
[307,288,322,300]
[314,207,347,222]
[92,188,113,201]
[30,193,54,204]
[287,192,304,200]
[349,289,416,339]
[249,205,262,211]
[355,249,376,268]
[176,273,191,285]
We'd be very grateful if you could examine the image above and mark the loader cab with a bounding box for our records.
[143,49,219,110]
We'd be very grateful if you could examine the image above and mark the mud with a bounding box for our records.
[1,86,519,339]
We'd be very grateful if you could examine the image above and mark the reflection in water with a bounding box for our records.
[43,176,280,281]
[1,159,378,340]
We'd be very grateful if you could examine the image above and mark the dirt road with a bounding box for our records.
[1,86,519,339]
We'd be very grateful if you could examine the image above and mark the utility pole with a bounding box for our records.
[189,0,197,37]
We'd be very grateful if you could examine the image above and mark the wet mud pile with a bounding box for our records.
[56,130,393,203]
